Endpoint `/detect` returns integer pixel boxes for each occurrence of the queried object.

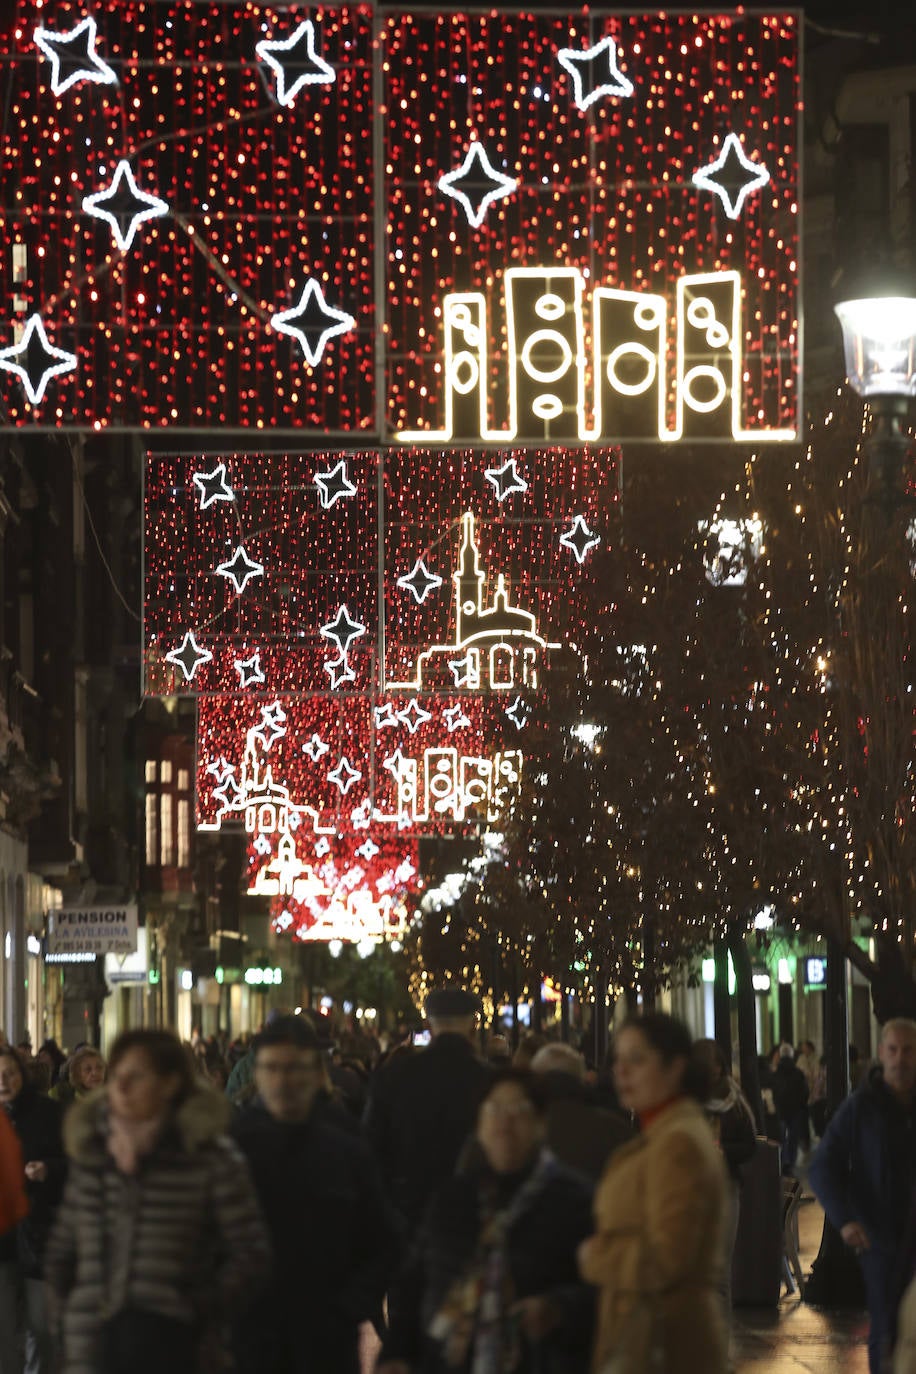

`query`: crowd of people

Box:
[0,1002,914,1374]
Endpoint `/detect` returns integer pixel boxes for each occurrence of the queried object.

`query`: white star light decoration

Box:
[560,516,601,565]
[82,160,169,252]
[255,20,335,108]
[253,702,287,751]
[234,652,265,688]
[165,631,212,683]
[557,35,635,111]
[398,699,432,734]
[324,654,356,690]
[320,605,366,657]
[315,460,357,510]
[217,545,265,595]
[485,458,529,503]
[271,279,356,367]
[438,141,518,229]
[443,703,471,732]
[303,734,330,762]
[328,756,362,795]
[397,559,443,605]
[692,133,770,220]
[0,315,77,405]
[193,463,235,510]
[34,16,118,96]
[506,695,530,730]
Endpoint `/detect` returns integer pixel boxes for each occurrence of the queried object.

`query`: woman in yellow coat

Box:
[578,1013,729,1374]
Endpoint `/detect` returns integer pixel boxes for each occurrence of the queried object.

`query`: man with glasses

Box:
[232,1016,399,1374]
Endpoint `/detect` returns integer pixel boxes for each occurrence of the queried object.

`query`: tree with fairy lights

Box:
[746,394,916,1025]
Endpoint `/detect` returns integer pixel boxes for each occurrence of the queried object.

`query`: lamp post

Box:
[834,288,916,511]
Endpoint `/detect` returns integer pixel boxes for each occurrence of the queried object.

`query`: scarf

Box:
[429,1149,557,1374]
[107,1111,165,1175]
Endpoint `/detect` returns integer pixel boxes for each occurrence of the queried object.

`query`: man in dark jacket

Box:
[232,1017,399,1374]
[771,1043,809,1174]
[809,1018,916,1374]
[529,1043,633,1181]
[363,988,492,1235]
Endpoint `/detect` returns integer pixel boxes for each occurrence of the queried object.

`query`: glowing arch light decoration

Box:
[0,7,798,436]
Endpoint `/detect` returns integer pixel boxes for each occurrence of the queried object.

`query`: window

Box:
[145,760,157,782]
[145,794,158,866]
[160,760,173,784]
[160,793,174,866]
[178,799,190,868]
[178,769,189,792]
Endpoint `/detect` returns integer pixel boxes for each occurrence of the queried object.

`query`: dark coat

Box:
[772,1058,809,1123]
[810,1068,916,1257]
[44,1087,270,1374]
[381,1155,595,1374]
[363,1033,492,1232]
[232,1102,400,1374]
[538,1072,634,1182]
[4,1087,65,1276]
[706,1083,757,1183]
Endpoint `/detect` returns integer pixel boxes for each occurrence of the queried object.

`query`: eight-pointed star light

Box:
[438,141,518,229]
[82,160,169,252]
[557,35,634,111]
[0,315,77,406]
[34,16,118,96]
[255,19,335,108]
[271,279,355,368]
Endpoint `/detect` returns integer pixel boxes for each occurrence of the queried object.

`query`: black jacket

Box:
[363,1034,492,1232]
[772,1058,809,1122]
[232,1103,400,1374]
[381,1156,595,1374]
[538,1072,634,1182]
[4,1087,65,1276]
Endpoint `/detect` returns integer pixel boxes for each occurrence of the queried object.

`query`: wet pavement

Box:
[733,1193,869,1373]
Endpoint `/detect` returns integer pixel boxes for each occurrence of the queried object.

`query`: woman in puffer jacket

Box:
[45,1028,269,1374]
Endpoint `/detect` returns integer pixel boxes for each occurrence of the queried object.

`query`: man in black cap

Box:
[363,987,491,1236]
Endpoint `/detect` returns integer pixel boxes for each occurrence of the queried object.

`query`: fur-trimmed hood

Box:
[63,1083,231,1163]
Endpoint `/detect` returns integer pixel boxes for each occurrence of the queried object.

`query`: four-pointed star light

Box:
[438,141,518,229]
[217,545,265,595]
[82,160,169,252]
[314,460,358,510]
[557,35,634,111]
[255,20,335,108]
[692,133,770,220]
[397,559,443,605]
[560,515,601,565]
[271,279,356,368]
[0,315,77,405]
[34,16,118,95]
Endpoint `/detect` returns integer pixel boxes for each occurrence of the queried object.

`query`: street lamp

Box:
[834,285,916,509]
